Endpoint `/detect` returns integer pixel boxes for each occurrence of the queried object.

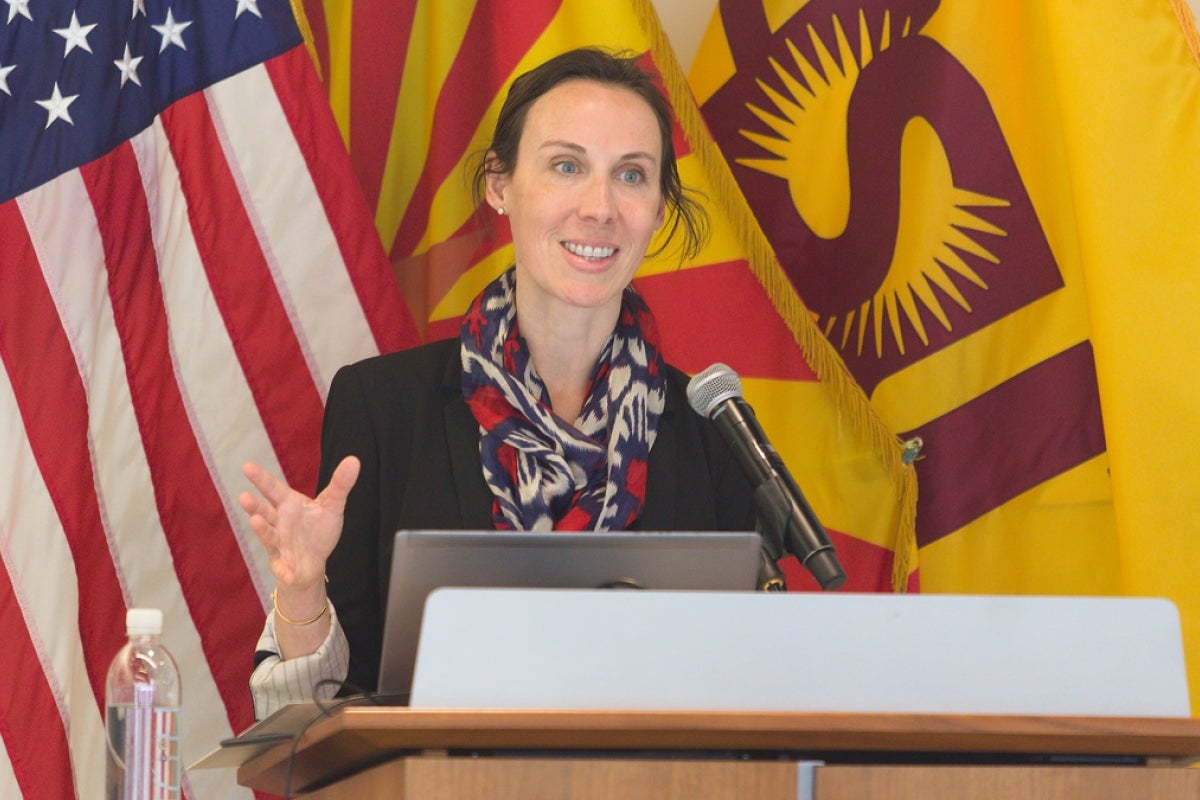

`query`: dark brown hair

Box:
[471,47,708,263]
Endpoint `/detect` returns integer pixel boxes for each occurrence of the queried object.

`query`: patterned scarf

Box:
[461,267,666,531]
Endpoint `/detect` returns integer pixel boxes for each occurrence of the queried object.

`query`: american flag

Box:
[0,1,416,796]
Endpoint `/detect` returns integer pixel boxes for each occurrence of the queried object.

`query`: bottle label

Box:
[106,703,181,800]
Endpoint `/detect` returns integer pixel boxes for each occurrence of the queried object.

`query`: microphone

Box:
[687,363,847,591]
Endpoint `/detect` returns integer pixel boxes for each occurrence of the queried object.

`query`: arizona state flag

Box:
[296,0,919,591]
[692,0,1200,710]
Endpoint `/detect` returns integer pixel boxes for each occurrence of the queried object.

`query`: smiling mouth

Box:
[562,241,616,260]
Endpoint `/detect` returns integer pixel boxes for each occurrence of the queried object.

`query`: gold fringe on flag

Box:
[1171,0,1200,67]
[288,0,324,82]
[629,0,919,591]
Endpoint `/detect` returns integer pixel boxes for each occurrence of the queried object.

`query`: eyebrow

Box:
[539,139,658,164]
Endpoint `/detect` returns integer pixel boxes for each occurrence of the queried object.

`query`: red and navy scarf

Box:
[460,267,666,531]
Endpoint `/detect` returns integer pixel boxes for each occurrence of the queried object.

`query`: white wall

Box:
[651,0,718,68]
[651,0,1200,69]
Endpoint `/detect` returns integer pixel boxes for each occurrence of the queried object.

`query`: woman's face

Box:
[486,79,666,318]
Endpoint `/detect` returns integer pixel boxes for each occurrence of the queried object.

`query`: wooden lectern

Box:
[234,590,1199,798]
[236,707,1200,799]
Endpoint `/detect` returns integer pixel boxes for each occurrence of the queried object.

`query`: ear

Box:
[484,152,508,213]
[655,196,667,230]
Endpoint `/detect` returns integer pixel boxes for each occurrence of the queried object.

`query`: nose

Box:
[577,175,615,223]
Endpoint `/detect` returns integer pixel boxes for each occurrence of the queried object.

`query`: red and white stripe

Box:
[0,45,416,799]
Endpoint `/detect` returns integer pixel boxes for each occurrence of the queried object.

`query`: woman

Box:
[239,47,756,718]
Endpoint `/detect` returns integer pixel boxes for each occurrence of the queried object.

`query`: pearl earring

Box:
[496,207,506,215]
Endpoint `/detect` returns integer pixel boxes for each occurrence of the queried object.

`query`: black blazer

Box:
[319,337,756,692]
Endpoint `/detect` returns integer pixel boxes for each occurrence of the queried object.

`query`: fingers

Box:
[244,457,359,505]
[237,485,268,519]
[331,455,361,489]
[318,455,361,512]
[237,489,269,526]
[237,489,277,552]
[241,454,356,542]
[238,462,282,530]
[239,461,289,547]
[241,460,292,508]
[236,488,256,516]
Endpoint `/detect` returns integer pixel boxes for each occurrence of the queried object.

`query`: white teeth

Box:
[563,242,615,259]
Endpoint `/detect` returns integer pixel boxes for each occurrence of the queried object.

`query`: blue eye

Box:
[554,161,579,175]
[618,169,643,184]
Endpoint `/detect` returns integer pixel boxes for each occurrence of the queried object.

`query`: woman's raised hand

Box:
[238,456,361,590]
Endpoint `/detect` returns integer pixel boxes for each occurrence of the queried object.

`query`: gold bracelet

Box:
[271,588,328,626]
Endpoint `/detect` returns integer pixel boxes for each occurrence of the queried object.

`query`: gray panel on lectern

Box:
[410,589,1191,717]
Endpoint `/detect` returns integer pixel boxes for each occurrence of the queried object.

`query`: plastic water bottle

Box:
[105,608,182,799]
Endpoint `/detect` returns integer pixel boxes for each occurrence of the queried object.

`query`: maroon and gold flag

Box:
[297,0,919,591]
[692,0,1200,708]
[693,0,1109,576]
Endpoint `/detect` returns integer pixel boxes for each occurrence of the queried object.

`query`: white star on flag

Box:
[35,82,80,129]
[152,9,193,53]
[235,0,262,19]
[4,0,32,24]
[131,0,147,19]
[0,64,15,97]
[53,11,99,57]
[114,45,143,88]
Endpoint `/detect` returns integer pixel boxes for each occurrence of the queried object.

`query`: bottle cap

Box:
[126,608,163,636]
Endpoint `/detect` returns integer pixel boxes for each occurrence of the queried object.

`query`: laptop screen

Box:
[376,529,762,699]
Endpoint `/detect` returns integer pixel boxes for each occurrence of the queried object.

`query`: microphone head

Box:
[687,363,743,417]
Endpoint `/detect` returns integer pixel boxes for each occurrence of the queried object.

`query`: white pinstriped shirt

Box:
[249,603,350,719]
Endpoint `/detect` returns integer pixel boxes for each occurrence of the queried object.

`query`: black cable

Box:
[279,680,384,798]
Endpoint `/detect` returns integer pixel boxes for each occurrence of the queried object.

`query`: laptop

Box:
[376,529,762,699]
